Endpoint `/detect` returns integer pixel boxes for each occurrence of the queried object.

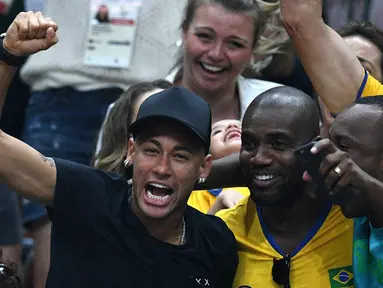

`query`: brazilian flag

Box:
[328,266,355,287]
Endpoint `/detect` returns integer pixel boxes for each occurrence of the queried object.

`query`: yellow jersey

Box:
[188,187,250,214]
[358,71,383,98]
[216,196,354,288]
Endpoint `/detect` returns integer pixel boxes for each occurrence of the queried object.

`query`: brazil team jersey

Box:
[216,196,354,287]
[188,187,250,214]
[358,72,383,99]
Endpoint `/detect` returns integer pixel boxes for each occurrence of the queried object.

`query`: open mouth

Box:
[199,62,227,74]
[144,182,174,206]
[225,130,241,141]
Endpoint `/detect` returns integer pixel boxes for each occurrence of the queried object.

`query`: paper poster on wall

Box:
[83,0,142,69]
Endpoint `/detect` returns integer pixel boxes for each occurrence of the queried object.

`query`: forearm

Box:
[0,61,17,118]
[283,12,364,113]
[196,152,244,190]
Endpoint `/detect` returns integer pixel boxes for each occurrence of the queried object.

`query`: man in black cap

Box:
[0,12,238,287]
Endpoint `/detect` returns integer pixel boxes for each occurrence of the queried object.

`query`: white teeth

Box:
[147,190,170,201]
[150,183,170,189]
[255,175,276,181]
[201,62,225,72]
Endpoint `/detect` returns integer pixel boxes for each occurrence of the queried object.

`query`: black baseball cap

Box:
[128,86,212,154]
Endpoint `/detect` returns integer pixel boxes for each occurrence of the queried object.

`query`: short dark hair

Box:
[354,96,383,151]
[356,95,383,109]
[245,86,320,141]
[337,21,383,75]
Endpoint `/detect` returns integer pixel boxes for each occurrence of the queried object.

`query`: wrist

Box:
[3,41,18,57]
[0,33,27,67]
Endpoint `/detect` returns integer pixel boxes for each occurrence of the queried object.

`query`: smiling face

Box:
[240,105,313,206]
[329,104,383,217]
[210,119,242,159]
[181,3,254,94]
[128,120,212,219]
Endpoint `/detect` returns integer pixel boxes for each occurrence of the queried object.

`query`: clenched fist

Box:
[3,11,58,57]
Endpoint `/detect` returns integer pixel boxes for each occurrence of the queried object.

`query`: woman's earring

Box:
[124,157,131,168]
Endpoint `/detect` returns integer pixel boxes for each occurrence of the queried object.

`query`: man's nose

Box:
[152,155,172,178]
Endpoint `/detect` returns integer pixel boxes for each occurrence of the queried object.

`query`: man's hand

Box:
[3,11,58,57]
[306,139,383,227]
[306,139,371,199]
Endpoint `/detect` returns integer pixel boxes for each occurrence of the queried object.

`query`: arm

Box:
[195,152,245,190]
[207,199,225,215]
[207,189,245,215]
[0,12,58,206]
[280,0,365,113]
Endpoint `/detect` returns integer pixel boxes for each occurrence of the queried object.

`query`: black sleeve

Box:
[216,220,238,288]
[48,158,125,227]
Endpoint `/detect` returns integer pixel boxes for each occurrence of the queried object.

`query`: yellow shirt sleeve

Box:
[358,72,383,99]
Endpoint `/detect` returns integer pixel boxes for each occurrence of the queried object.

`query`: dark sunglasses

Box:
[272,255,291,288]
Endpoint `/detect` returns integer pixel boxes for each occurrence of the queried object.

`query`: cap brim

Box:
[129,115,208,152]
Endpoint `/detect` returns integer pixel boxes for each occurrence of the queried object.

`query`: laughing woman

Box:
[167,0,282,123]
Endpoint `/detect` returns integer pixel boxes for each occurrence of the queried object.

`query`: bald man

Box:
[214,87,354,288]
[309,96,383,287]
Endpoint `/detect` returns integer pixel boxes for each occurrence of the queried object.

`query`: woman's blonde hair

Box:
[251,1,290,75]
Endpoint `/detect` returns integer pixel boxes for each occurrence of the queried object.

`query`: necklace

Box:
[128,195,186,245]
[180,216,186,245]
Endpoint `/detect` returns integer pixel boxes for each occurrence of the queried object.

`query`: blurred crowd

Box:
[0,0,382,287]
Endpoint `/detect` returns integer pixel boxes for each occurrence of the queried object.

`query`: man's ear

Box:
[199,154,213,180]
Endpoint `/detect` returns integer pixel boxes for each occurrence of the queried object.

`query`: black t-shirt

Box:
[46,159,238,288]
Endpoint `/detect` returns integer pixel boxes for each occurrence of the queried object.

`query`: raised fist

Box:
[3,11,58,57]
